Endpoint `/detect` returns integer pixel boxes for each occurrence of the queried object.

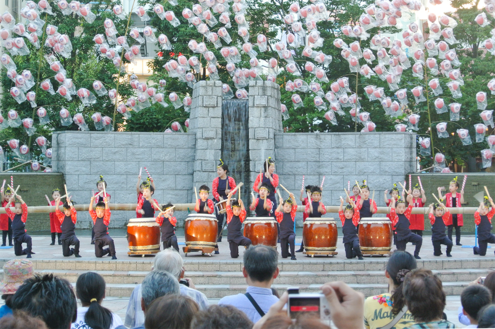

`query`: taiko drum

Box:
[184,214,218,249]
[358,217,392,254]
[127,218,161,255]
[243,217,278,247]
[215,199,232,215]
[303,218,338,252]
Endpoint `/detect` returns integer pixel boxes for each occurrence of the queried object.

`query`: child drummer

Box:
[250,183,273,217]
[384,184,400,245]
[156,203,178,252]
[339,197,363,260]
[225,191,251,258]
[136,179,161,218]
[389,197,422,259]
[1,184,13,247]
[136,171,155,218]
[4,193,33,258]
[253,157,279,216]
[194,185,215,214]
[438,177,464,246]
[212,159,237,242]
[428,202,452,257]
[356,180,377,219]
[89,196,116,259]
[304,186,326,217]
[275,192,297,260]
[297,184,313,252]
[55,196,81,257]
[473,196,495,256]
[47,188,62,246]
[91,176,111,245]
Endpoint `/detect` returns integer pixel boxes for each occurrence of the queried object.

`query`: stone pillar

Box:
[190,81,223,198]
[248,81,283,184]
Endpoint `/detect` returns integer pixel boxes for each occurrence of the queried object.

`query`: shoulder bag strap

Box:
[378,305,408,329]
[244,292,265,317]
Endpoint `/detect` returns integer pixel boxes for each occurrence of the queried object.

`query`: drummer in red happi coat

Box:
[135,172,155,218]
[212,159,236,242]
[438,176,464,246]
[46,188,62,246]
[253,157,279,216]
[384,184,400,246]
[136,179,161,218]
[407,183,427,239]
[195,185,215,214]
[0,185,13,246]
[297,185,313,252]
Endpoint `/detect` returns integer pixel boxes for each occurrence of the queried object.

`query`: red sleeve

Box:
[275,210,283,223]
[136,198,144,212]
[304,202,311,214]
[4,205,14,220]
[488,209,495,222]
[320,202,327,215]
[229,177,237,195]
[338,210,345,225]
[272,174,279,188]
[352,209,360,226]
[291,204,297,220]
[89,210,97,224]
[212,178,220,201]
[386,199,391,206]
[404,204,413,219]
[21,204,28,223]
[443,211,452,226]
[475,211,481,226]
[266,198,273,213]
[239,209,247,223]
[371,200,377,213]
[249,198,259,211]
[55,207,65,224]
[390,208,399,226]
[71,207,77,224]
[169,216,177,226]
[302,198,308,206]
[253,174,262,193]
[428,213,435,225]
[194,200,200,213]
[103,208,111,226]
[226,205,233,224]
[207,199,214,214]
[356,200,363,210]
[156,215,164,226]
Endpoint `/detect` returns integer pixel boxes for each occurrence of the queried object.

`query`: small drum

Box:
[184,214,218,256]
[243,217,278,247]
[358,217,392,255]
[216,199,233,215]
[303,218,338,257]
[127,218,160,256]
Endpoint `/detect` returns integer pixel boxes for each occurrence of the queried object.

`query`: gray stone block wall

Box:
[52,131,196,228]
[275,132,417,226]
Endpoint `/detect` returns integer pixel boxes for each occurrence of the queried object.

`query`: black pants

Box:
[228,237,251,258]
[280,233,296,258]
[91,227,95,244]
[214,199,225,241]
[95,235,116,257]
[62,236,80,256]
[2,220,12,246]
[474,234,495,256]
[396,233,422,257]
[393,230,397,246]
[344,237,363,259]
[411,230,423,237]
[163,235,179,252]
[14,234,32,256]
[433,237,453,256]
[448,216,461,244]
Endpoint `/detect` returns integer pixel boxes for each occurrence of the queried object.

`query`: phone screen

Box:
[289,297,320,319]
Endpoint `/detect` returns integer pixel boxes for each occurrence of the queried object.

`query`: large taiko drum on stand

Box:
[127,218,161,256]
[303,218,338,257]
[183,214,218,256]
[243,217,278,247]
[358,217,392,256]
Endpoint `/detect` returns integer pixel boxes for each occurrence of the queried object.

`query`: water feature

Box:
[222,99,250,207]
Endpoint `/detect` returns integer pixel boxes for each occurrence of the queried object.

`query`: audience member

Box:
[477,304,495,328]
[458,271,495,326]
[461,285,492,328]
[144,294,198,329]
[402,269,456,328]
[364,251,416,329]
[219,245,280,323]
[11,274,77,329]
[260,313,331,329]
[72,272,124,329]
[190,305,253,329]
[0,310,48,329]
[0,260,34,320]
[125,249,207,328]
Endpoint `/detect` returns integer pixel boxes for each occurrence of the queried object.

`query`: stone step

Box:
[27,268,491,286]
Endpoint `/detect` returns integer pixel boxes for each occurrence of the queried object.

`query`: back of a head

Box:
[243,245,278,283]
[144,294,199,329]
[76,272,113,329]
[386,251,417,315]
[190,305,253,329]
[483,271,495,302]
[403,268,445,323]
[0,311,48,329]
[142,271,180,309]
[477,304,495,328]
[12,274,77,329]
[261,313,331,329]
[461,285,492,320]
[153,248,183,279]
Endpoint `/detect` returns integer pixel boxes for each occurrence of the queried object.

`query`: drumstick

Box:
[409,175,412,191]
[277,190,283,202]
[418,176,424,191]
[485,186,491,199]
[302,175,305,190]
[432,193,442,205]
[45,195,51,206]
[279,184,291,195]
[194,186,199,201]
[307,192,313,213]
[372,190,375,203]
[103,182,107,199]
[139,167,142,176]
[320,176,325,189]
[398,182,410,195]
[1,180,5,193]
[64,184,69,199]
[251,191,256,203]
[344,188,351,201]
[151,199,161,212]
[230,182,244,195]
[355,181,363,193]
[461,175,467,192]
[347,181,350,192]
[158,205,175,216]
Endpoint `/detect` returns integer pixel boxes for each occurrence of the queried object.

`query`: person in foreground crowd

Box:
[458,271,495,326]
[190,305,253,329]
[11,274,77,329]
[125,248,208,328]
[364,251,416,329]
[402,268,456,328]
[477,304,495,328]
[0,259,34,320]
[144,294,198,329]
[460,284,492,328]
[218,245,279,323]
[0,311,48,329]
[72,272,124,329]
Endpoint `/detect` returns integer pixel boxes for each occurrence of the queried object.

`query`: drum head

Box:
[186,214,217,221]
[244,217,277,223]
[128,218,159,226]
[360,217,390,223]
[304,217,335,224]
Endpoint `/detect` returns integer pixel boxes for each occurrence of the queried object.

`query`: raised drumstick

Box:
[279,184,291,195]
[45,195,51,206]
[355,181,363,193]
[484,186,491,199]
[194,186,199,201]
[432,193,442,205]
[398,182,411,195]
[461,175,467,192]
[277,190,283,202]
[230,182,244,195]
[1,180,5,193]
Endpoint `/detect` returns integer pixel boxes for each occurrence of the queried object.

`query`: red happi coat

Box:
[445,192,463,227]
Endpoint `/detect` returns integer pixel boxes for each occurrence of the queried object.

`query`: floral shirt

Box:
[364,293,415,329]
[404,320,456,329]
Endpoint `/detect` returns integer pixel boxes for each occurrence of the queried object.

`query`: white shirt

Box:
[71,306,123,329]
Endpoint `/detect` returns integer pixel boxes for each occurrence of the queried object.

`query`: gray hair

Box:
[141,271,180,308]
[243,245,278,283]
[153,248,183,279]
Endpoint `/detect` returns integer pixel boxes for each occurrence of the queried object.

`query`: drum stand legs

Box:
[303,250,338,257]
[183,246,218,257]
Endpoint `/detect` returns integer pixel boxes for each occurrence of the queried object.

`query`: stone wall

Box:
[52,131,196,228]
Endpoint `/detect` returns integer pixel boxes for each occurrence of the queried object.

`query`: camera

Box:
[179,279,189,287]
[286,288,331,322]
